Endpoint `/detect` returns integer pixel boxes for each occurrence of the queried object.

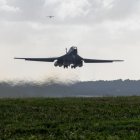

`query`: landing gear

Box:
[71,65,76,69]
[64,65,68,68]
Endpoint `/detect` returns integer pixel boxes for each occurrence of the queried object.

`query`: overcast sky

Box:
[0,0,140,82]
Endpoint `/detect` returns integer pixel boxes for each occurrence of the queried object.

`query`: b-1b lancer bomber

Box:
[15,46,123,69]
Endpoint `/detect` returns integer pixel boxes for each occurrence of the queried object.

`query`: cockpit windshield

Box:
[71,46,77,50]
[67,46,78,54]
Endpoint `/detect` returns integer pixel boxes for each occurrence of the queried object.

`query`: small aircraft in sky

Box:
[15,46,123,68]
[46,16,54,18]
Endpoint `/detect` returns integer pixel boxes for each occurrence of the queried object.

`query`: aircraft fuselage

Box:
[54,46,83,68]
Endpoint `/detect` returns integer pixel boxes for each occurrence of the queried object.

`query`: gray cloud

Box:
[0,0,139,24]
[0,0,140,81]
[104,0,140,21]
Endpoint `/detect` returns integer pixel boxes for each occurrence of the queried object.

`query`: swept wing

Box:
[14,57,58,62]
[83,58,123,63]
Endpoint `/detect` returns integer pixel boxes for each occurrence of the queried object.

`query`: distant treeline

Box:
[0,79,140,97]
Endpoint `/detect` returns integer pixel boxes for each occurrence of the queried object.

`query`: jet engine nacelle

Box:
[54,61,58,66]
[77,61,83,67]
[71,61,83,68]
[54,61,63,67]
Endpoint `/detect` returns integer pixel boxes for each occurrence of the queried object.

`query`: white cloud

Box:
[0,0,19,12]
[106,0,140,20]
[102,0,114,8]
[0,0,140,24]
[48,0,90,18]
[1,5,19,12]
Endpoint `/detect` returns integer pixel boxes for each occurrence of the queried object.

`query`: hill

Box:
[0,79,140,97]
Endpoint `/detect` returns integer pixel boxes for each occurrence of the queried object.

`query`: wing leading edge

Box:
[14,57,58,62]
[83,58,123,63]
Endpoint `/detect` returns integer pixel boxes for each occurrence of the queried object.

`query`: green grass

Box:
[0,97,140,140]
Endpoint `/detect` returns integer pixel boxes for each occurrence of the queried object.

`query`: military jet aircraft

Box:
[15,46,123,68]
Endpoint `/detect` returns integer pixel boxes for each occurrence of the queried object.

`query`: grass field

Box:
[0,97,140,140]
